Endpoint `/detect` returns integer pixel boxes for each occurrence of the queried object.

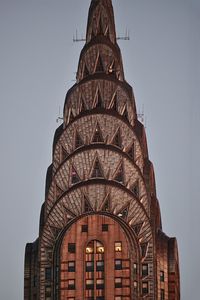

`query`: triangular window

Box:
[131,182,139,198]
[83,64,90,77]
[118,205,129,220]
[75,131,84,149]
[108,61,116,76]
[127,143,135,160]
[69,110,74,123]
[122,106,129,120]
[95,55,104,73]
[49,225,60,237]
[56,185,64,199]
[95,90,103,108]
[91,158,104,178]
[132,222,143,236]
[113,162,124,184]
[105,26,110,38]
[61,146,69,162]
[112,128,122,148]
[101,195,111,211]
[92,123,104,143]
[71,166,81,185]
[84,196,93,212]
[80,97,87,113]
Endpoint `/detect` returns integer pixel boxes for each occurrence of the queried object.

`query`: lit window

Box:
[86,246,94,253]
[142,282,148,294]
[115,242,122,252]
[68,243,76,253]
[133,263,137,275]
[160,271,164,282]
[102,224,108,231]
[96,241,104,253]
[68,298,75,300]
[86,261,94,272]
[68,279,75,290]
[86,279,94,289]
[161,289,165,300]
[68,261,75,272]
[82,224,88,232]
[142,264,148,277]
[115,259,122,270]
[115,297,122,300]
[134,281,138,290]
[96,278,104,289]
[96,260,104,271]
[86,241,94,253]
[115,277,122,288]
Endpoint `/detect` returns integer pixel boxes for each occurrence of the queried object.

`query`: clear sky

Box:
[0,0,199,299]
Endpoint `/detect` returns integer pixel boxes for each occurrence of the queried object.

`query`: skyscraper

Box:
[24,1,180,299]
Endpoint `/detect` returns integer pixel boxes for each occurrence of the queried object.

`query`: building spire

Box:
[86,0,116,44]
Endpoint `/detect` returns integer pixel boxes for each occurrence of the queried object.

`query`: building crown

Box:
[86,0,116,44]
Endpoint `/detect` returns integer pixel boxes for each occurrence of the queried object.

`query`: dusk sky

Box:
[0,0,200,299]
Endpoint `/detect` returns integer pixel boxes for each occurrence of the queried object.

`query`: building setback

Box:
[24,0,180,299]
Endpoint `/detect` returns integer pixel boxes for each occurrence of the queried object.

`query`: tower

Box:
[24,1,180,299]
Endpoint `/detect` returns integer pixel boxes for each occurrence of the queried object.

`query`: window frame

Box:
[68,243,76,253]
[68,261,75,272]
[115,259,122,270]
[115,241,122,252]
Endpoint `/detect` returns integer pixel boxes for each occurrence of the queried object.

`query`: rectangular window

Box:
[68,279,75,290]
[96,297,105,300]
[142,264,148,277]
[102,224,108,231]
[115,259,122,270]
[82,224,88,232]
[86,261,94,272]
[160,271,164,282]
[115,277,122,288]
[142,282,148,294]
[68,243,76,253]
[68,298,75,300]
[86,279,94,290]
[161,289,165,300]
[115,242,122,252]
[68,261,75,272]
[133,263,137,275]
[96,278,104,289]
[45,286,51,298]
[115,297,122,300]
[133,281,138,290]
[45,268,51,281]
[96,260,104,271]
[33,275,37,287]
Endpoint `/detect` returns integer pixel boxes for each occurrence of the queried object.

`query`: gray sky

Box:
[0,0,199,299]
